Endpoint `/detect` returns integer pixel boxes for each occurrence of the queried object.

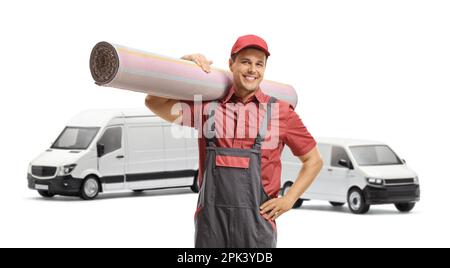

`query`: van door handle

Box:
[328,168,333,172]
[116,155,124,159]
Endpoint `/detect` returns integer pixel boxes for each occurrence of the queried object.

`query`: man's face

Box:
[229,48,267,93]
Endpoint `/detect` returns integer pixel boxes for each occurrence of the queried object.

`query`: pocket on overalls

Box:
[214,155,252,207]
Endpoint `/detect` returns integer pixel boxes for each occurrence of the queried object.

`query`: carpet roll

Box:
[90,41,298,108]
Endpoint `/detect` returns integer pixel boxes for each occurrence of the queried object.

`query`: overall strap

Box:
[205,101,218,147]
[253,97,278,150]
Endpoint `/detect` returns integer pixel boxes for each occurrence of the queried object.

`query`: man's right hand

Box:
[181,54,213,73]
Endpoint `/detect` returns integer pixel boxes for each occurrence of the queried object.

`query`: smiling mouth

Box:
[243,74,258,82]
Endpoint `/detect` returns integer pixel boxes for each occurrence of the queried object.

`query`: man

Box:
[145,35,323,248]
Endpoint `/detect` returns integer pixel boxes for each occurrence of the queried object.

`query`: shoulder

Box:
[272,98,295,121]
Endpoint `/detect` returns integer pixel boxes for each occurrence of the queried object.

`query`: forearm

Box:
[145,95,170,108]
[144,95,179,122]
[284,158,323,203]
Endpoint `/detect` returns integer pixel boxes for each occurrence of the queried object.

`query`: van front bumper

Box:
[363,184,420,205]
[27,173,82,196]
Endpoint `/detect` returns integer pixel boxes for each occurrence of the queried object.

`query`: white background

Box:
[1,0,449,248]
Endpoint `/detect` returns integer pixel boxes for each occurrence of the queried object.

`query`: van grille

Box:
[384,178,415,185]
[32,166,57,177]
[367,184,420,200]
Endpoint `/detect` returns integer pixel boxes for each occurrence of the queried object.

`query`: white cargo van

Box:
[281,138,420,214]
[27,109,199,200]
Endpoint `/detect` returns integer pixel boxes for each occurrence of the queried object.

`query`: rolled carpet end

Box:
[89,42,119,85]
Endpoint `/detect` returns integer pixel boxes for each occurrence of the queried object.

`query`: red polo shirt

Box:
[178,86,316,198]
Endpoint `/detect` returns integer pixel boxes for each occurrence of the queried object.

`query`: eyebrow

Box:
[240,57,265,64]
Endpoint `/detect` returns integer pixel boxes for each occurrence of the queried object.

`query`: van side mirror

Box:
[97,143,105,158]
[338,159,353,169]
[402,159,406,164]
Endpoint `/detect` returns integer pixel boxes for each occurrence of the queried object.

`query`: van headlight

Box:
[367,178,384,186]
[414,176,419,184]
[58,164,77,175]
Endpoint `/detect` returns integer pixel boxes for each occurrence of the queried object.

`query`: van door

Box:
[97,126,125,191]
[325,146,353,202]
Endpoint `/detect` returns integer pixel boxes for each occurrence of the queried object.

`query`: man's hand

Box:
[181,54,213,73]
[260,196,296,221]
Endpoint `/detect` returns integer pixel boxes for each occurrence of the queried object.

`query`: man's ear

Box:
[229,58,233,71]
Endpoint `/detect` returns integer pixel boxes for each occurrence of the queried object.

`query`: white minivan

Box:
[281,138,420,214]
[27,109,200,200]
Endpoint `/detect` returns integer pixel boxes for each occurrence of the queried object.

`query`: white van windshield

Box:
[51,127,100,150]
[350,145,403,166]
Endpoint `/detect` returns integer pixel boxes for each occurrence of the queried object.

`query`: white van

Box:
[27,109,199,200]
[281,138,420,214]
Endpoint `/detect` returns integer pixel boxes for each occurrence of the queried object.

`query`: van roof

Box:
[317,137,385,147]
[67,108,156,127]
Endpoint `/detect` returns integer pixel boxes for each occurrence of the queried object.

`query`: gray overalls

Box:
[194,97,278,248]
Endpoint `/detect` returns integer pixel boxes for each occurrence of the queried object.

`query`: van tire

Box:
[38,190,55,198]
[191,171,199,193]
[80,176,100,200]
[282,182,303,208]
[347,188,370,214]
[330,202,345,207]
[395,202,415,212]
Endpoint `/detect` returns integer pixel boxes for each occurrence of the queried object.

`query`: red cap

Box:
[231,35,270,57]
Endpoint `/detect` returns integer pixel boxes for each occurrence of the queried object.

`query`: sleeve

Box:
[176,100,208,130]
[283,106,317,157]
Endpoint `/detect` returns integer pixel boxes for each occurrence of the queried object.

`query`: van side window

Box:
[98,127,122,155]
[331,146,351,168]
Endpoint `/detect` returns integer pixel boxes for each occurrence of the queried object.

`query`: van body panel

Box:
[79,168,101,182]
[358,165,417,180]
[31,149,86,170]
[71,150,98,180]
[185,128,199,170]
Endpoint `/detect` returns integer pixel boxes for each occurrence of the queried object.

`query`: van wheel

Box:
[347,188,370,214]
[38,190,55,198]
[80,177,100,200]
[190,171,199,193]
[330,202,345,207]
[395,202,415,212]
[282,182,303,208]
